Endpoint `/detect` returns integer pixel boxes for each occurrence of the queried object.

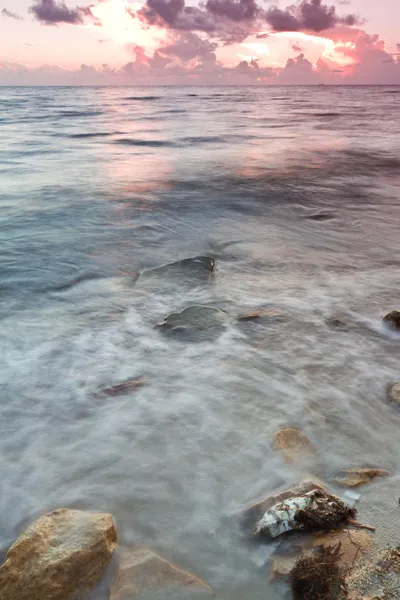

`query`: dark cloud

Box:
[29,0,90,25]
[205,0,259,22]
[139,0,216,32]
[160,32,217,61]
[2,8,23,19]
[265,0,360,33]
[291,42,304,52]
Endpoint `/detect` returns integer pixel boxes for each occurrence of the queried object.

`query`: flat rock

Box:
[110,545,212,599]
[333,468,391,488]
[100,378,146,397]
[159,305,228,331]
[138,256,215,287]
[0,509,118,600]
[237,308,289,323]
[312,529,371,567]
[383,310,400,331]
[272,428,316,464]
[387,382,400,406]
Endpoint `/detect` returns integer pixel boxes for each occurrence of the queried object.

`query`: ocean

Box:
[1,85,400,599]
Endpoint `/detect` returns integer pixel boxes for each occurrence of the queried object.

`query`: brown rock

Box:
[101,378,146,397]
[312,529,371,567]
[333,468,390,488]
[0,509,118,600]
[387,382,400,406]
[272,428,316,464]
[383,310,400,331]
[110,545,212,599]
[238,308,289,323]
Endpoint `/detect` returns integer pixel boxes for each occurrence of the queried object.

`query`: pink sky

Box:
[1,0,399,84]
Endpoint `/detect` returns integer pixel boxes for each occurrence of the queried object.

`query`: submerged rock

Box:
[138,256,215,287]
[100,378,146,397]
[0,509,118,600]
[110,545,212,599]
[272,428,316,464]
[253,486,356,539]
[333,468,390,488]
[237,308,289,323]
[387,382,400,406]
[159,305,228,332]
[383,310,400,331]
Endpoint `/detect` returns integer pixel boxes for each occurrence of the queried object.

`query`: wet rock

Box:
[138,256,215,287]
[270,554,299,580]
[237,308,289,323]
[387,382,400,406]
[383,310,400,331]
[159,305,228,332]
[325,315,354,332]
[312,530,371,568]
[254,486,356,539]
[100,378,146,397]
[272,428,316,464]
[110,545,212,599]
[333,468,391,488]
[0,509,118,600]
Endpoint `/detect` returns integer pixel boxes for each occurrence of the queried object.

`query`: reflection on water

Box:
[0,86,400,599]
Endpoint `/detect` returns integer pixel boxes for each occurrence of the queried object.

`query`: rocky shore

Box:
[1,257,399,600]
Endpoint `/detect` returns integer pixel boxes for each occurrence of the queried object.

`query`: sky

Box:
[0,0,399,84]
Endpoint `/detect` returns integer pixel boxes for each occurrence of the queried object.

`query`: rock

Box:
[237,308,289,323]
[325,315,354,331]
[0,509,118,600]
[272,428,316,464]
[159,305,228,332]
[138,256,215,287]
[100,378,146,397]
[270,554,299,580]
[387,382,400,406]
[333,468,391,488]
[110,545,212,599]
[383,310,400,331]
[254,487,356,539]
[312,530,371,567]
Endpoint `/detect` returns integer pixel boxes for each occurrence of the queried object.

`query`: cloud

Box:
[291,42,304,52]
[160,32,218,61]
[138,0,216,32]
[205,0,260,22]
[265,0,360,33]
[2,8,23,19]
[29,0,90,25]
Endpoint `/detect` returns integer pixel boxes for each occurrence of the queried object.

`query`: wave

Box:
[125,96,161,101]
[115,138,175,147]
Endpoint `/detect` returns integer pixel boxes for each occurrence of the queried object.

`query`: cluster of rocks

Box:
[1,258,399,599]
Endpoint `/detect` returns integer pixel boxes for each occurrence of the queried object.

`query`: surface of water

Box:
[1,86,400,599]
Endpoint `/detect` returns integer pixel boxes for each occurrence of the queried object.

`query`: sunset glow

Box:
[0,0,399,84]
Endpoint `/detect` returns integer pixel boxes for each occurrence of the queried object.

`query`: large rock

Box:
[110,545,212,599]
[272,428,316,464]
[0,509,118,600]
[383,310,400,331]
